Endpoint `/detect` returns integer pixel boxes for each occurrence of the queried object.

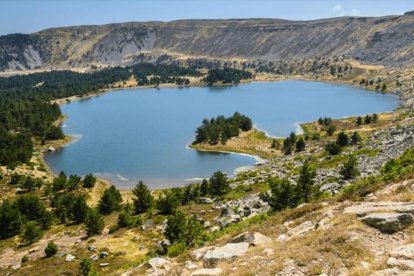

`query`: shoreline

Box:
[42,73,403,190]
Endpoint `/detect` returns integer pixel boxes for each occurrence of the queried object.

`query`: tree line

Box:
[204,68,252,85]
[0,63,203,167]
[194,112,253,145]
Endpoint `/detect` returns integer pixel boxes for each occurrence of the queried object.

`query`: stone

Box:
[11,263,21,270]
[192,246,212,261]
[220,206,235,217]
[99,251,109,258]
[344,202,414,217]
[191,268,223,276]
[185,260,198,270]
[47,147,56,152]
[65,254,76,262]
[387,257,414,270]
[148,257,170,270]
[361,213,413,234]
[277,234,287,241]
[203,221,211,228]
[99,262,110,267]
[203,242,249,267]
[287,221,315,236]
[200,197,215,204]
[87,245,97,251]
[210,226,220,232]
[230,232,272,246]
[390,243,414,259]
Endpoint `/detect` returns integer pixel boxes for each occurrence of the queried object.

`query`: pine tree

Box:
[132,181,153,214]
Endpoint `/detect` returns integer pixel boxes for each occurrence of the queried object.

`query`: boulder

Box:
[185,260,198,270]
[203,242,249,267]
[147,257,170,270]
[99,251,109,258]
[344,202,414,217]
[361,213,413,234]
[230,232,272,246]
[191,268,223,276]
[99,263,110,267]
[90,254,99,261]
[65,254,76,262]
[390,243,414,259]
[200,197,215,204]
[387,257,414,270]
[287,221,315,236]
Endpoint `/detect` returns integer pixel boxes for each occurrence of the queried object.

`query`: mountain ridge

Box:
[1,12,413,71]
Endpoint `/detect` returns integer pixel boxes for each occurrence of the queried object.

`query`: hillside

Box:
[1,12,414,71]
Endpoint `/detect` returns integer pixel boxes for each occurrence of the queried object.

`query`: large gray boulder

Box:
[203,242,249,267]
[344,202,414,217]
[361,213,413,234]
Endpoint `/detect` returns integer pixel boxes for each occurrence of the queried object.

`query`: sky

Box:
[0,0,413,35]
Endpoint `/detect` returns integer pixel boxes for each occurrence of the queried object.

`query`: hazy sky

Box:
[0,0,413,35]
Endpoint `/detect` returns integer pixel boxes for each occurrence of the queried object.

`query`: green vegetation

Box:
[132,181,154,214]
[204,68,252,85]
[83,174,97,188]
[98,185,122,215]
[340,156,360,180]
[339,146,414,200]
[267,160,319,211]
[85,209,105,236]
[44,241,58,257]
[194,112,252,145]
[165,210,204,247]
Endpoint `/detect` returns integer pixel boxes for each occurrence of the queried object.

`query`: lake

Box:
[44,80,398,188]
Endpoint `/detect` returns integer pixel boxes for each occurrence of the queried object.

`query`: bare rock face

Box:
[386,243,414,272]
[1,13,414,71]
[202,242,250,267]
[344,202,414,217]
[344,202,414,233]
[361,213,413,234]
[230,232,272,246]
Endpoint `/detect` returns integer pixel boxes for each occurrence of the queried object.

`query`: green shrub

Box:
[45,241,58,257]
[167,242,187,257]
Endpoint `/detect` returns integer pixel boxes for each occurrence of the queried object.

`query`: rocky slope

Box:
[1,11,414,71]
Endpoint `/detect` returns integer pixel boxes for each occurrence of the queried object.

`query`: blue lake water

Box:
[44,80,398,188]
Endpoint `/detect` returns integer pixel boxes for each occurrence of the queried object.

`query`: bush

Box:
[44,241,58,257]
[165,211,204,247]
[79,258,96,276]
[83,174,96,188]
[85,209,104,236]
[326,125,336,136]
[325,142,342,155]
[132,181,153,214]
[98,186,122,215]
[209,171,229,196]
[268,178,298,211]
[21,255,29,263]
[336,132,349,147]
[156,190,181,215]
[167,242,187,257]
[21,221,42,245]
[295,137,306,152]
[340,156,360,180]
[0,199,22,239]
